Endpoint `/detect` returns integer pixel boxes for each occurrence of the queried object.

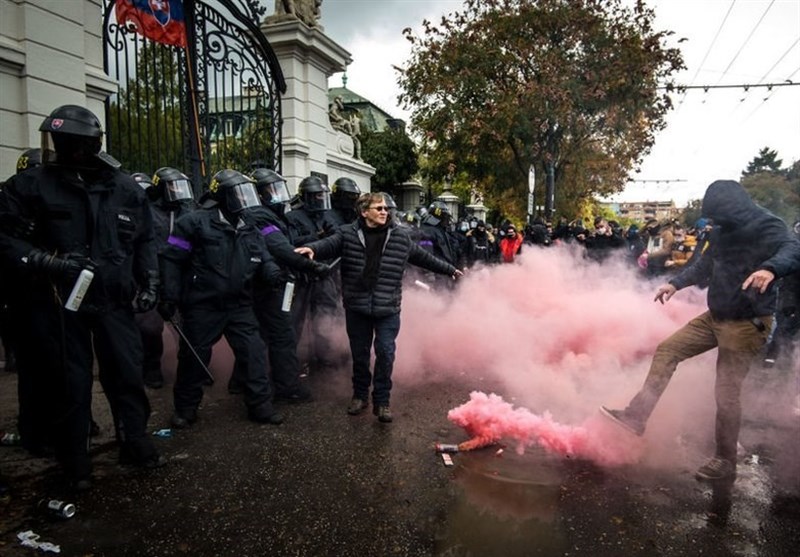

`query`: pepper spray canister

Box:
[281,280,295,312]
[38,499,76,519]
[64,269,94,311]
[435,443,460,453]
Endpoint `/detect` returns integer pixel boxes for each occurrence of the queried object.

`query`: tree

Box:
[108,42,186,174]
[361,127,419,191]
[397,0,684,220]
[743,147,784,176]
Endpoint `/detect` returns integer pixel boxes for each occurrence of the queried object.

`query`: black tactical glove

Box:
[308,260,331,278]
[134,270,160,312]
[26,250,94,279]
[157,301,177,321]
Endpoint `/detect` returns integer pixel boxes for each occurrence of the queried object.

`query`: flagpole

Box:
[182,0,206,189]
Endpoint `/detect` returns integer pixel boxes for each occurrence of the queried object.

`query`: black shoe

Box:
[695,457,736,483]
[600,406,645,436]
[119,449,167,469]
[227,381,244,395]
[275,387,313,404]
[171,409,197,429]
[66,476,93,493]
[248,409,284,425]
[346,398,368,416]
[373,405,393,423]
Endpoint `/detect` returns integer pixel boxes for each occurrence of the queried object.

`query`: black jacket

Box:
[670,180,800,320]
[305,220,457,317]
[242,206,325,274]
[0,164,156,311]
[160,207,281,310]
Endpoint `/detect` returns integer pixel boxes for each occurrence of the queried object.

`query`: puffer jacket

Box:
[306,219,457,317]
[670,180,800,320]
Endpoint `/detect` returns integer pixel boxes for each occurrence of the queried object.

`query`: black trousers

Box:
[134,308,164,379]
[252,285,303,396]
[23,303,153,480]
[290,275,342,367]
[174,305,274,415]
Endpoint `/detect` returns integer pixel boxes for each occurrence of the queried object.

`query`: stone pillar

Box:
[261,18,374,193]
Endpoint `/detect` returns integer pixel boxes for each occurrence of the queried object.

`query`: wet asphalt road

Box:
[1,355,799,557]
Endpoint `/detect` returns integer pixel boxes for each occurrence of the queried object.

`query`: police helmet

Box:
[39,105,103,165]
[131,172,155,190]
[153,167,194,203]
[16,148,42,174]
[251,168,291,205]
[209,169,260,213]
[331,177,361,210]
[298,175,331,212]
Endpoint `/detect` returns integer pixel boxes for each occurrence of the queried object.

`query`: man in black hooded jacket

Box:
[602,180,800,483]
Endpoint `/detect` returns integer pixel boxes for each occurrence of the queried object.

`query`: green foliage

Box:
[361,128,419,190]
[679,198,703,228]
[743,147,784,176]
[398,0,684,218]
[108,43,185,174]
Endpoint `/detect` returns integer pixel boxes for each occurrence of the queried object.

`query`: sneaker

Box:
[346,398,368,416]
[373,405,393,423]
[695,457,736,482]
[600,406,645,436]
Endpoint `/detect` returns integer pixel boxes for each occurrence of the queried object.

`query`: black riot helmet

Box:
[130,171,157,201]
[153,167,194,203]
[251,168,291,206]
[331,177,361,210]
[298,175,331,212]
[209,169,261,213]
[16,148,42,174]
[425,200,452,227]
[39,105,103,166]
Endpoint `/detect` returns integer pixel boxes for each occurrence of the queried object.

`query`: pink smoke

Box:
[448,391,644,466]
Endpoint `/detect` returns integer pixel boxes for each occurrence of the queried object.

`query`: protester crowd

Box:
[0,105,798,495]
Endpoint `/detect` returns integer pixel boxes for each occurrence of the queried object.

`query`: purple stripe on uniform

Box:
[260,225,279,236]
[167,235,192,251]
[419,240,433,247]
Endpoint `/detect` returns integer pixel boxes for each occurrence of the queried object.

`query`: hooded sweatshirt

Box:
[669,180,800,320]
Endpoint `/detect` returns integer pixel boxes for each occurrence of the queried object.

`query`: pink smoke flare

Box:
[448,391,644,466]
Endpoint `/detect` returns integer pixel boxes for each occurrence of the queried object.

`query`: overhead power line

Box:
[714,0,776,85]
[658,81,798,91]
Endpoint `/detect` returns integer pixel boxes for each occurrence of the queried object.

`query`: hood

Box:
[701,180,758,229]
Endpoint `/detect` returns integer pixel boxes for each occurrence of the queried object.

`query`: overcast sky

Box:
[313,0,800,207]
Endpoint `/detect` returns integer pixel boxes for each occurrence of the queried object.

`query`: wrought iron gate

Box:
[102,0,285,194]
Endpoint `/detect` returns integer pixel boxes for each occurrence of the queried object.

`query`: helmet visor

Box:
[227,182,261,213]
[263,180,291,204]
[165,178,194,202]
[304,190,331,212]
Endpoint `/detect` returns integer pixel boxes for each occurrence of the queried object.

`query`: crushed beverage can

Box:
[1,432,21,446]
[38,499,76,519]
[435,443,460,453]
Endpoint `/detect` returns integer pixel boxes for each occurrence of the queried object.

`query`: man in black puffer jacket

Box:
[602,180,800,483]
[296,192,462,423]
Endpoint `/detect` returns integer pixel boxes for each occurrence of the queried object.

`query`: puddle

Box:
[434,446,568,557]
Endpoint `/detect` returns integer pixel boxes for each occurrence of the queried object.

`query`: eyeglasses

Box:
[370,206,389,212]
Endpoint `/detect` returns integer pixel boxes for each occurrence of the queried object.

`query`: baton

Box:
[167,317,215,384]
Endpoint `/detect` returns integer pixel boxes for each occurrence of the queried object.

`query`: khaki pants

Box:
[626,311,772,463]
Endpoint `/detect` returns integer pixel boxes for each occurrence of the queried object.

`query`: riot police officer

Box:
[286,176,344,373]
[159,169,284,427]
[0,105,163,490]
[134,167,197,388]
[325,177,361,227]
[231,167,331,401]
[420,201,462,288]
